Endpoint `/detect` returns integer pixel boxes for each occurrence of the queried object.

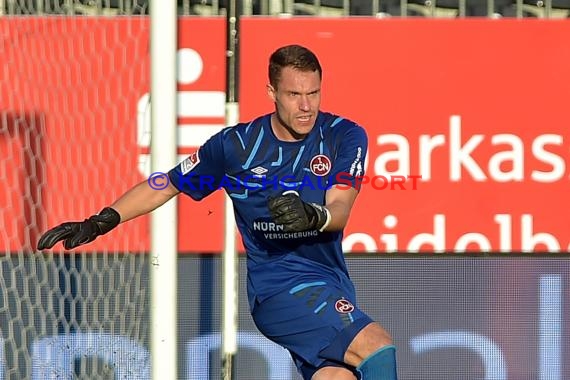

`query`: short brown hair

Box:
[268,45,322,88]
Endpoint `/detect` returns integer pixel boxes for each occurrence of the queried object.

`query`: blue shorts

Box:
[251,280,373,380]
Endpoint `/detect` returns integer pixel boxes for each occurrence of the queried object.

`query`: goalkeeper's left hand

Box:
[267,191,331,232]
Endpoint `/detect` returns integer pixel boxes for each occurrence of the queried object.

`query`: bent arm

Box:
[110,180,180,223]
[323,185,359,232]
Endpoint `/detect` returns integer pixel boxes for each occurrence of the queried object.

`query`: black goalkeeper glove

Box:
[267,191,331,232]
[37,207,121,250]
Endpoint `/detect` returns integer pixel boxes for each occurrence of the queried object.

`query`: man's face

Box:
[267,66,321,141]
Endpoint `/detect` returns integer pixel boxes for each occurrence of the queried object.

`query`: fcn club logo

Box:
[310,155,331,176]
[335,299,355,314]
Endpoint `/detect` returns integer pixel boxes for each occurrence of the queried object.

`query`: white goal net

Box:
[1,16,152,379]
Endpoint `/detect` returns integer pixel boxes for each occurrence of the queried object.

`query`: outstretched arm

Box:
[37,180,180,250]
[110,180,180,223]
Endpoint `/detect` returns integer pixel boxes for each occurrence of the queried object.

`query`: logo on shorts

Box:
[334,299,355,314]
[180,150,200,175]
[310,155,331,176]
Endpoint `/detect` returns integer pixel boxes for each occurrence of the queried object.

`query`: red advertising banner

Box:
[2,18,569,253]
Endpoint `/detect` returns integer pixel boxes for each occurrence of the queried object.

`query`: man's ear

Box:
[267,83,276,102]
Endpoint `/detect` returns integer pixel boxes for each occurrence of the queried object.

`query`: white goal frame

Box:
[149,2,240,379]
[150,1,178,379]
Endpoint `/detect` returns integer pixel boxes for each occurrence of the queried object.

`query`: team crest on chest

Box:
[309,154,331,176]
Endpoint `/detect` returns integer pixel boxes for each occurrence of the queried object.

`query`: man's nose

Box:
[299,95,310,111]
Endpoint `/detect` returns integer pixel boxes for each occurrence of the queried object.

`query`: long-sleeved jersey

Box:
[168,111,368,309]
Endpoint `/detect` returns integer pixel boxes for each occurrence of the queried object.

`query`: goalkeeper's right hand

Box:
[37,207,121,250]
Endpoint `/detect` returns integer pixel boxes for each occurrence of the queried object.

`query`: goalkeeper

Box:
[38,44,398,380]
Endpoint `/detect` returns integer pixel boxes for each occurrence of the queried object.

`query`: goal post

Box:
[222,2,240,380]
[149,1,178,380]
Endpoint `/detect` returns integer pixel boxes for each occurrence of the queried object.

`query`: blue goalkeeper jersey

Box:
[168,111,368,310]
